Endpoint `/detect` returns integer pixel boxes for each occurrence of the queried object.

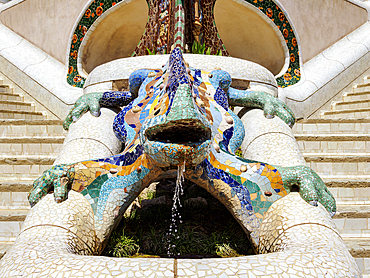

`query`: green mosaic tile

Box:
[229,173,242,184]
[245,180,260,194]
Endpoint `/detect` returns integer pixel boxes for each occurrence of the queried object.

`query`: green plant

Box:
[191,41,223,56]
[235,147,243,158]
[192,41,206,54]
[146,190,156,200]
[138,189,156,204]
[108,230,140,257]
[147,48,156,55]
[205,47,212,55]
[104,180,255,258]
[216,243,239,257]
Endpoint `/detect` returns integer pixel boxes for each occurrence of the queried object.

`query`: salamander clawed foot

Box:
[28,164,75,207]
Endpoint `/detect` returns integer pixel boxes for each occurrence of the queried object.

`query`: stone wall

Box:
[0,0,89,65]
[279,0,367,63]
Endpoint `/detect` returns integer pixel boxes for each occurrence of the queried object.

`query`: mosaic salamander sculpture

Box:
[0,48,361,277]
[28,48,335,246]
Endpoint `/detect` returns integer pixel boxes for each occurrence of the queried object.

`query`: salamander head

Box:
[140,48,212,168]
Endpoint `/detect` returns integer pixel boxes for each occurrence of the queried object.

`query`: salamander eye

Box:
[209,70,232,91]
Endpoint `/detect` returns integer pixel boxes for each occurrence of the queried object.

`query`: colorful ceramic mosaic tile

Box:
[243,0,300,87]
[67,0,124,87]
[67,0,300,88]
[34,49,333,248]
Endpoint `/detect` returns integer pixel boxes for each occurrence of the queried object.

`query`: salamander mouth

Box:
[145,119,211,144]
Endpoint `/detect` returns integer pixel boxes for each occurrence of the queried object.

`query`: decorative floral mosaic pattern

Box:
[244,0,301,87]
[66,0,300,88]
[67,0,123,88]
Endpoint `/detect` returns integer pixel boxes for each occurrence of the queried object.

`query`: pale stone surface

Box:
[279,22,370,119]
[0,24,83,119]
[239,109,305,167]
[323,37,368,69]
[0,0,88,65]
[0,39,47,71]
[81,0,148,74]
[279,0,367,63]
[54,108,122,165]
[0,193,361,277]
[214,0,286,76]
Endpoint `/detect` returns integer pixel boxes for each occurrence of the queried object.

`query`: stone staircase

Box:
[293,75,370,275]
[0,74,65,258]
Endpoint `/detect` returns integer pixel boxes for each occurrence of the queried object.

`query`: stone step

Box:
[293,119,370,134]
[0,154,57,165]
[0,85,12,93]
[334,204,370,239]
[335,204,370,219]
[363,76,370,86]
[0,119,65,136]
[344,239,370,275]
[345,238,370,258]
[353,83,370,93]
[321,107,370,119]
[305,153,370,176]
[296,134,370,153]
[0,100,35,112]
[0,190,31,210]
[0,221,23,243]
[0,156,55,176]
[0,180,33,192]
[0,136,64,155]
[354,81,370,88]
[343,91,370,102]
[0,181,33,214]
[0,136,65,143]
[332,99,370,110]
[0,173,45,181]
[0,109,46,120]
[0,205,26,242]
[0,154,56,177]
[356,261,370,276]
[324,177,370,188]
[0,242,13,259]
[0,91,22,101]
[0,209,29,221]
[304,153,370,162]
[329,187,370,205]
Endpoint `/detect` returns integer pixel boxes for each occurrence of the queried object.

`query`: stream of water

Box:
[166,161,186,256]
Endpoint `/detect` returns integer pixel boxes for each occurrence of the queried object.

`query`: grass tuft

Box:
[108,230,140,257]
[103,179,255,258]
